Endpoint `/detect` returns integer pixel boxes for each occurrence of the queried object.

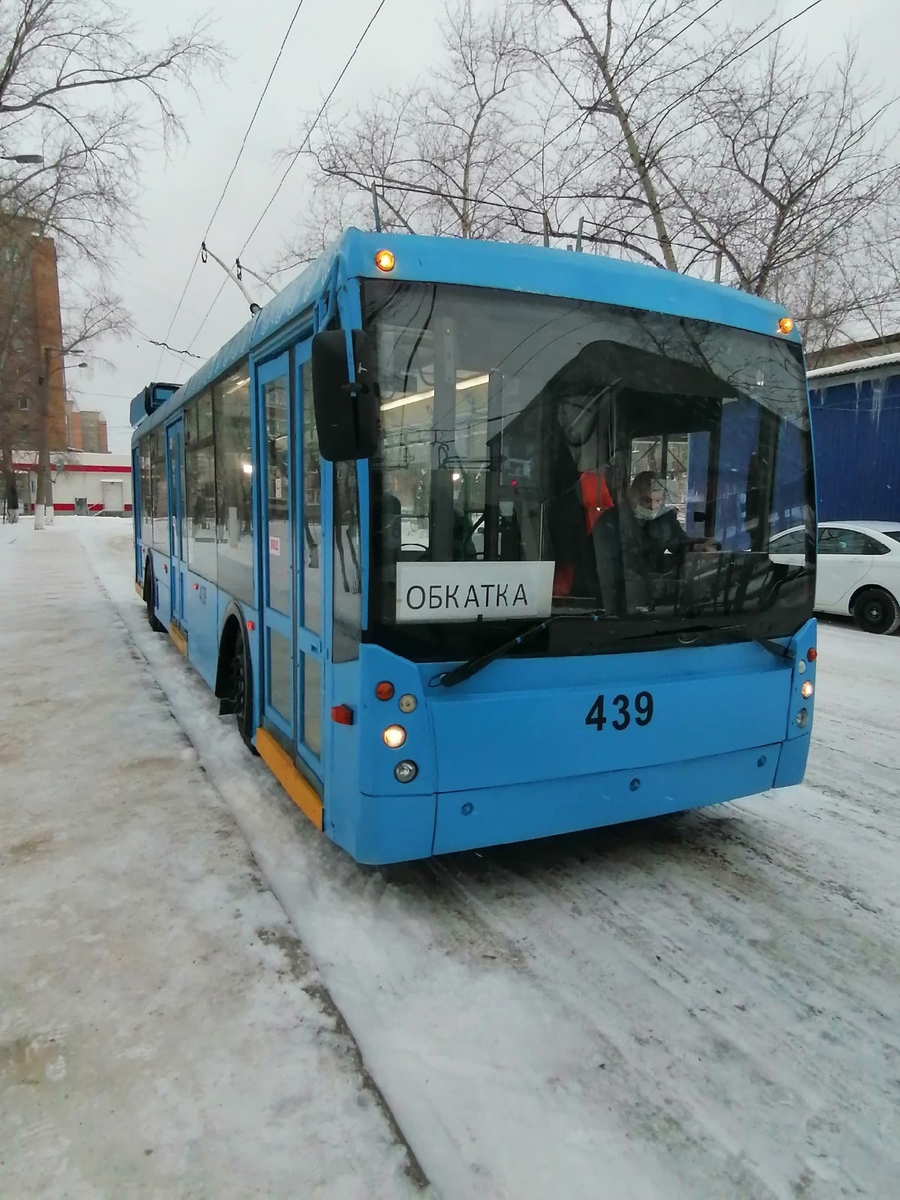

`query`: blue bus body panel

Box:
[140,535,262,721]
[431,744,780,856]
[774,733,811,787]
[425,641,792,792]
[133,230,799,449]
[181,566,219,690]
[329,620,815,865]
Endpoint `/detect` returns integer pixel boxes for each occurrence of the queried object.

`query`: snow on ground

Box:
[6,516,900,1199]
[0,519,424,1199]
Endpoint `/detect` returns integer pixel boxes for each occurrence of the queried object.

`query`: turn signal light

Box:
[778,316,794,335]
[383,724,406,749]
[807,648,817,662]
[375,249,395,272]
[375,681,395,701]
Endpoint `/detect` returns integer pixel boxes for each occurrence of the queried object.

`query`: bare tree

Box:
[278,0,540,269]
[665,36,900,345]
[518,0,780,270]
[0,0,222,519]
[285,0,899,354]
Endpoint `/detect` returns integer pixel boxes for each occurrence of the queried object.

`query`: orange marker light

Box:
[778,316,794,335]
[375,681,395,701]
[375,249,395,272]
[807,648,817,662]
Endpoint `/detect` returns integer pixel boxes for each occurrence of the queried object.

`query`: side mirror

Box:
[311,329,378,462]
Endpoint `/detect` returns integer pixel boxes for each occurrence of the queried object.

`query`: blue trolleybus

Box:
[131,230,817,864]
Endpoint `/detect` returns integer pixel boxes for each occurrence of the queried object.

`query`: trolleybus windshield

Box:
[364,280,814,662]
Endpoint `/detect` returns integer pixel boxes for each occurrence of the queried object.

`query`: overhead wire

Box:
[238,0,390,259]
[363,0,826,270]
[204,0,309,243]
[556,0,827,194]
[183,0,391,362]
[170,0,822,370]
[472,0,736,213]
[154,0,310,378]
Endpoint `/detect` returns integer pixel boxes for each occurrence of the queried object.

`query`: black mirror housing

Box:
[311,329,378,462]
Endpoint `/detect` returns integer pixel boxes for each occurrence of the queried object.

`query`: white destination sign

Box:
[396,561,555,623]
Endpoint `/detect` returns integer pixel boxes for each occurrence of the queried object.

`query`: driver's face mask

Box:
[633,485,666,521]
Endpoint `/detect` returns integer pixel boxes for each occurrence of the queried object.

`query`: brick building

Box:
[66,401,109,453]
[0,219,69,458]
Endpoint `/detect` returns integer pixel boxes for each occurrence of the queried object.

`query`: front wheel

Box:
[851,587,900,635]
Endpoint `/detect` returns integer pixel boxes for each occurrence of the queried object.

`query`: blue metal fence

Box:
[808,370,900,522]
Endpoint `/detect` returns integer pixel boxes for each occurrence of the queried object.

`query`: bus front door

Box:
[257,344,326,790]
[166,418,185,629]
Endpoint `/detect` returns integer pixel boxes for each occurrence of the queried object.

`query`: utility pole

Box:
[34,347,85,529]
[34,348,52,527]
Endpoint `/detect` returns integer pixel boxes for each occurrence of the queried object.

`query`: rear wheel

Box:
[144,560,165,632]
[851,587,900,635]
[230,625,258,754]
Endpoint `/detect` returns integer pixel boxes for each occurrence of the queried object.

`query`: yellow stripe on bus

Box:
[135,580,144,599]
[255,727,324,831]
[169,624,188,656]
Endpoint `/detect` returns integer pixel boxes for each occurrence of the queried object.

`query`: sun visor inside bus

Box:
[552,340,739,401]
[130,382,179,426]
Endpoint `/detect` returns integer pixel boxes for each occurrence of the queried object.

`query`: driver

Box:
[627,471,716,569]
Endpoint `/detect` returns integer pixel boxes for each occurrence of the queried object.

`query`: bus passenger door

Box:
[294,344,326,780]
[256,345,327,794]
[257,354,296,745]
[166,418,185,627]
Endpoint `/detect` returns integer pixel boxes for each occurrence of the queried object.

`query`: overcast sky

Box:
[65,0,897,453]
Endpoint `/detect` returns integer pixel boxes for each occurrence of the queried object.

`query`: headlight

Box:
[383,725,406,749]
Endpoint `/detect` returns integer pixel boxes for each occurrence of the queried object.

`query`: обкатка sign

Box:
[396,562,554,622]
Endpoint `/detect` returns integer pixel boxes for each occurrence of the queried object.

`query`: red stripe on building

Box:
[49,503,131,511]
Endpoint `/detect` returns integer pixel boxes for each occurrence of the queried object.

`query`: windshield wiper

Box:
[435,608,609,688]
[435,616,793,689]
[653,623,795,661]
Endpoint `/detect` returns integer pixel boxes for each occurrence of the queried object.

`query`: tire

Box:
[851,587,900,635]
[230,623,258,755]
[144,560,165,633]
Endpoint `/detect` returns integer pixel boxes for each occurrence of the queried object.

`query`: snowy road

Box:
[0,522,423,1199]
[56,523,900,1195]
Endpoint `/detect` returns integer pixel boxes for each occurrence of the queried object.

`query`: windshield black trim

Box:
[362,280,815,662]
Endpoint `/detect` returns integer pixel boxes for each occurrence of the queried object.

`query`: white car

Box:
[769,521,900,634]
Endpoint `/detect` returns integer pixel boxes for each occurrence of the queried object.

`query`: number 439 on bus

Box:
[585,691,654,732]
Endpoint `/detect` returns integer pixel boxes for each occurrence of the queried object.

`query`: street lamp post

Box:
[34,347,86,529]
[0,154,44,165]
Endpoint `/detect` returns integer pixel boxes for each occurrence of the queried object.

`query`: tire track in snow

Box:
[79,530,432,1195]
